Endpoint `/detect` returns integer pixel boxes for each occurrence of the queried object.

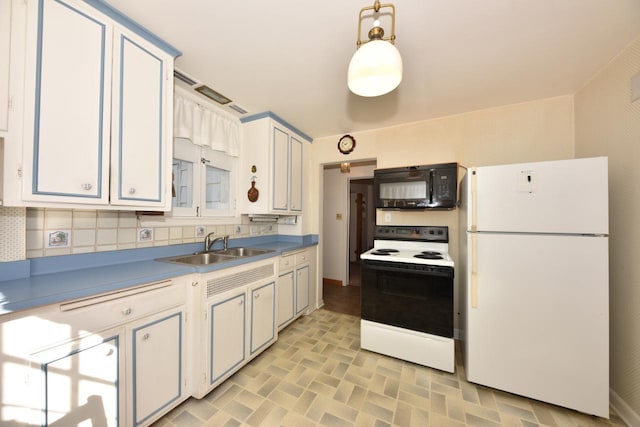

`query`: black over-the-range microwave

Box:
[374,163,458,209]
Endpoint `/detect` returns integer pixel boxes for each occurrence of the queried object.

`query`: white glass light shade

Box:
[348,40,403,97]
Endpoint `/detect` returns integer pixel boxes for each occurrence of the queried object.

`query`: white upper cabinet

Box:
[241,113,311,215]
[4,0,179,209]
[111,28,172,207]
[0,0,12,133]
[22,0,112,203]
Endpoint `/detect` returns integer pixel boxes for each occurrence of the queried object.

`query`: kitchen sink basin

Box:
[164,252,236,265]
[212,247,274,257]
[159,247,274,266]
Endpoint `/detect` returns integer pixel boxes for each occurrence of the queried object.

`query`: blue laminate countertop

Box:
[0,234,318,315]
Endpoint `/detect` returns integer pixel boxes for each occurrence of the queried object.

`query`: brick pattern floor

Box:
[153,309,626,427]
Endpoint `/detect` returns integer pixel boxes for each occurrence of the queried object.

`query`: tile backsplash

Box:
[0,206,27,262]
[25,208,277,258]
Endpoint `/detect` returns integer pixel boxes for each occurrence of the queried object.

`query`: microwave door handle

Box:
[429,170,434,205]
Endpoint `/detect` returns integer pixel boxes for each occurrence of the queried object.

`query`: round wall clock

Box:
[338,134,356,155]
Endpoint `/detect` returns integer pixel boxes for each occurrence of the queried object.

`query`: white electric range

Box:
[360,225,455,372]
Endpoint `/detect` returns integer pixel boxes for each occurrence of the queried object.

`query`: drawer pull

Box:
[122,308,132,316]
[60,280,173,312]
[142,333,150,340]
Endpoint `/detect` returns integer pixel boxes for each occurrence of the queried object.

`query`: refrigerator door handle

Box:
[471,232,478,308]
[470,169,478,232]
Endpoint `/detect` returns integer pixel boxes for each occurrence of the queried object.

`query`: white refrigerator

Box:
[459,157,609,418]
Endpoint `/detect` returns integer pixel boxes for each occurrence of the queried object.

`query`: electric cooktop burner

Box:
[369,249,400,255]
[414,251,444,260]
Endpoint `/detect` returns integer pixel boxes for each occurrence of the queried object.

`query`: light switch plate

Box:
[336,213,343,220]
[517,170,536,193]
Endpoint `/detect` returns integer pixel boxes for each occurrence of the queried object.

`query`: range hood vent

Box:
[228,104,248,115]
[173,70,197,86]
[173,68,249,116]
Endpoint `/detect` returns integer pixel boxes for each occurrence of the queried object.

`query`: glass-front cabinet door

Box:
[201,145,236,217]
[171,138,199,217]
[171,138,237,218]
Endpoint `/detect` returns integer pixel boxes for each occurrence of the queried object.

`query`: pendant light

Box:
[348,1,402,97]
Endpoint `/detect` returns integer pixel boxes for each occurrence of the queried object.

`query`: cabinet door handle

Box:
[254,292,260,299]
[81,183,92,191]
[122,308,132,315]
[142,333,150,340]
[105,348,114,357]
[238,299,244,305]
[128,187,136,194]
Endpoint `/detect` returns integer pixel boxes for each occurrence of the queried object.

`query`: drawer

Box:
[38,281,185,350]
[295,249,310,265]
[279,254,295,271]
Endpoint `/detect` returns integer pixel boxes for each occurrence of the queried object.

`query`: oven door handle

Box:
[362,262,454,279]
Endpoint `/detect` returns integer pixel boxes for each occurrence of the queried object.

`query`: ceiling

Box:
[106,0,640,140]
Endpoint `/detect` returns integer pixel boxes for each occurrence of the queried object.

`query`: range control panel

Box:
[373,225,449,243]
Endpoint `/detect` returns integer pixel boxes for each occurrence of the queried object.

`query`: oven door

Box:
[361,260,454,338]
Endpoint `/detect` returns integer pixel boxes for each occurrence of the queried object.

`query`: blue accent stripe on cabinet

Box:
[82,0,181,57]
[240,111,313,143]
[117,35,164,203]
[132,312,183,425]
[33,0,105,199]
[42,334,120,427]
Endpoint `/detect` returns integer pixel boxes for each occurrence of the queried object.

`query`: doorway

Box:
[348,178,374,287]
[321,161,376,317]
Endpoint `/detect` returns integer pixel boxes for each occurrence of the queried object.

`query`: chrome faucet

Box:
[204,233,229,252]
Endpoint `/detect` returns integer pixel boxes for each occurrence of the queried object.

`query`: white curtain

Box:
[174,93,240,157]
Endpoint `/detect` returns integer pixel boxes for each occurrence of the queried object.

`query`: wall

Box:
[307,95,575,333]
[575,36,640,425]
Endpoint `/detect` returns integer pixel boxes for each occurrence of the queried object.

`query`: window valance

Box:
[174,93,240,157]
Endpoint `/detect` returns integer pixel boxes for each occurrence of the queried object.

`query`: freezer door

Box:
[465,232,609,417]
[469,157,608,234]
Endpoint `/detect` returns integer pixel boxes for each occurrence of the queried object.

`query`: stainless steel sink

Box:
[159,247,274,266]
[212,247,274,257]
[164,252,236,265]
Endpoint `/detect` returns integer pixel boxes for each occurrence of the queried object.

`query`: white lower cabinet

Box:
[295,264,310,315]
[0,276,191,427]
[250,281,276,354]
[277,270,295,328]
[129,310,185,426]
[277,248,314,330]
[37,328,124,426]
[193,258,277,398]
[209,291,246,385]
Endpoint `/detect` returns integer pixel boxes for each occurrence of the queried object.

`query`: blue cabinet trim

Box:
[117,35,164,203]
[132,312,183,425]
[250,281,276,355]
[210,294,246,384]
[82,0,181,57]
[33,0,106,198]
[240,111,313,143]
[42,334,120,427]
